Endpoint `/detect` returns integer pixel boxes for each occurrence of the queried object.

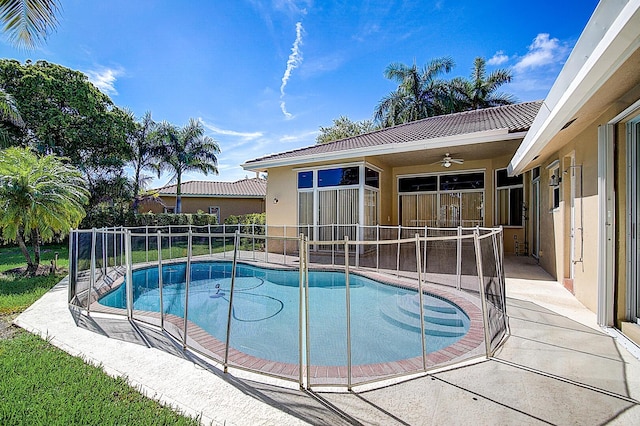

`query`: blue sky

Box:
[1,0,599,187]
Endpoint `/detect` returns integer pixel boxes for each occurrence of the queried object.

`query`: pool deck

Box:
[14,255,640,425]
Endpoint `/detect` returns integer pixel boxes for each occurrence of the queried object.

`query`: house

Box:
[243,101,542,255]
[142,178,266,223]
[508,0,640,345]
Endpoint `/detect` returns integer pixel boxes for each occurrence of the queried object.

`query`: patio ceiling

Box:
[365,138,524,169]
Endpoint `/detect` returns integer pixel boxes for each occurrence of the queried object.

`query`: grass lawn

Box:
[0,243,199,425]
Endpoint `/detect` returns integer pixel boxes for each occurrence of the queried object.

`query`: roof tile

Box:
[157,178,266,197]
[245,101,542,164]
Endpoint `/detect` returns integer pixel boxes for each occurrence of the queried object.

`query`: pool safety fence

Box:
[68,224,508,391]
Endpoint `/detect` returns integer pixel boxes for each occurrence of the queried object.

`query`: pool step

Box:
[379,296,468,337]
[397,295,465,327]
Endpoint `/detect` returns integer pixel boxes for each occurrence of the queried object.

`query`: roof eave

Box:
[509,0,640,176]
[244,128,521,171]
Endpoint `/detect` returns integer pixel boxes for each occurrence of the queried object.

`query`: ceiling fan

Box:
[434,153,464,168]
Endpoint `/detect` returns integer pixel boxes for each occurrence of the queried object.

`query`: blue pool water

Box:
[99,262,470,366]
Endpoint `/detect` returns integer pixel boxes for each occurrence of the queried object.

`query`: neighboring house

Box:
[243,101,542,255]
[508,1,640,344]
[142,178,266,223]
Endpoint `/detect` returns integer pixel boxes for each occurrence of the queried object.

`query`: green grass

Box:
[0,243,69,273]
[0,332,199,425]
[0,274,62,315]
[0,244,200,425]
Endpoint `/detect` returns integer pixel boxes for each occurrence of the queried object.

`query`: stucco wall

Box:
[142,196,265,222]
[535,106,619,313]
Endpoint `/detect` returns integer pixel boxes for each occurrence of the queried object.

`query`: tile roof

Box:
[244,101,542,165]
[157,178,266,197]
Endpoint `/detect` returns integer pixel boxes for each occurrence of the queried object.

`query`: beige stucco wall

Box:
[534,106,619,313]
[142,196,265,222]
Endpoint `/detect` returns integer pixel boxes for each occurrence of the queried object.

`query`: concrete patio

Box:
[14,255,640,425]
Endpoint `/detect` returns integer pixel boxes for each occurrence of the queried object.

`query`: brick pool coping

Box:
[86,259,487,387]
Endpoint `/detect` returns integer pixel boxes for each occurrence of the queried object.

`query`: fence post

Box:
[168,225,172,260]
[423,226,428,275]
[298,233,305,389]
[473,229,492,358]
[355,224,360,269]
[456,226,463,290]
[88,228,97,315]
[376,224,380,272]
[344,236,352,391]
[102,231,107,276]
[208,223,212,256]
[223,223,226,259]
[224,231,240,373]
[415,233,427,371]
[304,235,311,389]
[182,229,193,350]
[396,225,401,277]
[68,230,74,304]
[125,230,134,320]
[265,225,269,264]
[145,224,149,263]
[157,231,164,331]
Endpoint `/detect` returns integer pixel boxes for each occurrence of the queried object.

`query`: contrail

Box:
[280,22,304,119]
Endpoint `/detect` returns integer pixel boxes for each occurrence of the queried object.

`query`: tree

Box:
[129,111,161,211]
[0,86,24,146]
[156,118,220,213]
[0,147,89,275]
[0,0,61,48]
[374,57,454,127]
[0,59,135,196]
[448,57,515,110]
[316,116,379,144]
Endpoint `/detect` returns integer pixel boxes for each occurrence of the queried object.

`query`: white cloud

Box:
[85,67,123,96]
[513,33,568,73]
[487,50,509,66]
[280,22,304,119]
[200,120,263,141]
[279,129,318,143]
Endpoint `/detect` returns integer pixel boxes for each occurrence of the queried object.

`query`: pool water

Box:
[99,262,470,366]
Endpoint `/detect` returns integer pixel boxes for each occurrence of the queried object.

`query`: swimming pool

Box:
[98,261,471,366]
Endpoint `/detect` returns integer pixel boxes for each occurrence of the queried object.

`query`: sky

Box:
[1,0,600,187]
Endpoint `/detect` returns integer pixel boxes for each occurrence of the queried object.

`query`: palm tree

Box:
[0,147,89,275]
[156,118,220,213]
[129,111,161,211]
[0,86,24,146]
[0,0,61,48]
[374,57,454,127]
[449,57,516,111]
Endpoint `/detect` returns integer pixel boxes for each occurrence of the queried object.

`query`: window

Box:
[297,164,380,244]
[298,171,313,189]
[398,171,485,227]
[496,169,523,226]
[208,206,220,223]
[164,207,175,214]
[365,167,380,188]
[548,162,561,210]
[317,166,359,187]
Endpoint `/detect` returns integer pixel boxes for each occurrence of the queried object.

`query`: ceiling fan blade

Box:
[450,158,464,164]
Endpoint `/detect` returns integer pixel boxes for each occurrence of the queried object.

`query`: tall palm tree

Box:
[449,57,516,111]
[0,147,89,275]
[129,111,161,211]
[0,0,61,48]
[374,57,454,127]
[156,118,220,213]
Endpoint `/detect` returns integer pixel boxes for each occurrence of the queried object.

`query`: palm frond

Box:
[0,0,61,48]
